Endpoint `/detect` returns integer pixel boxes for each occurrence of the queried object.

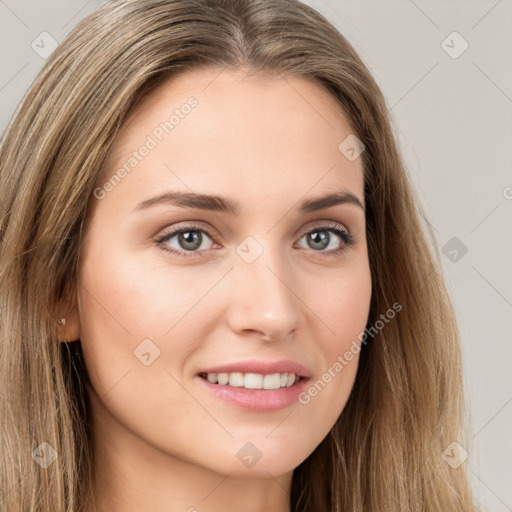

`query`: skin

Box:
[60,67,372,512]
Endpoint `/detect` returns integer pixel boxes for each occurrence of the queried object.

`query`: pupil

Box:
[179,231,201,250]
[309,230,329,250]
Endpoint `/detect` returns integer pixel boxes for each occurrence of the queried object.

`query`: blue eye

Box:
[155,221,354,258]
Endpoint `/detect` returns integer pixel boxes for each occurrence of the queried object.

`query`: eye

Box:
[155,221,355,258]
[155,223,216,258]
[295,222,355,256]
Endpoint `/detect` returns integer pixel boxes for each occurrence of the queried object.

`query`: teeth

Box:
[263,373,281,389]
[202,372,299,389]
[217,373,229,385]
[228,372,244,387]
[244,373,263,389]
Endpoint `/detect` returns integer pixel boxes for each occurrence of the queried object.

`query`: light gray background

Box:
[1,0,511,509]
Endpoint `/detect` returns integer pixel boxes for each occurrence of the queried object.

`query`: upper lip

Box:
[197,359,312,378]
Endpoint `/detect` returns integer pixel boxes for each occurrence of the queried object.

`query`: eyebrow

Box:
[132,190,365,215]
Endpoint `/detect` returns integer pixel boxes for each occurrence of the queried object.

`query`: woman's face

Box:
[74,67,371,478]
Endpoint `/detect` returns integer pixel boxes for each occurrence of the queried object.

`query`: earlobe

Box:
[57,305,81,342]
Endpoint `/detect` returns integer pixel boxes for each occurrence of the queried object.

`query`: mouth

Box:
[195,360,312,412]
[198,371,305,390]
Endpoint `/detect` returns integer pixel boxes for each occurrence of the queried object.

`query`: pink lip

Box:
[195,359,313,412]
[196,359,313,378]
[196,374,311,412]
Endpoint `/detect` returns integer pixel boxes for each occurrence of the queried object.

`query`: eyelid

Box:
[154,221,218,248]
[300,219,349,234]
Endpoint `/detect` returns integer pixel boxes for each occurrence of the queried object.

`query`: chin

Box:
[201,438,314,477]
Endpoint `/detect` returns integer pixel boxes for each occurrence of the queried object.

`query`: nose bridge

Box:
[227,235,301,339]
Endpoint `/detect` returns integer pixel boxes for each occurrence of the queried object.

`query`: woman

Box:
[0,0,479,510]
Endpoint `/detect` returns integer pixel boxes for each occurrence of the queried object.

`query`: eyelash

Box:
[155,221,355,258]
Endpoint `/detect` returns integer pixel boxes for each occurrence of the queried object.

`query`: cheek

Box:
[308,259,372,349]
[296,261,371,421]
[76,240,221,388]
[78,240,207,338]
[76,242,206,437]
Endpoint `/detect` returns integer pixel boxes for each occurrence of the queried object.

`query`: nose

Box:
[225,245,302,342]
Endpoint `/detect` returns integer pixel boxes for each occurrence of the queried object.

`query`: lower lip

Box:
[195,375,310,412]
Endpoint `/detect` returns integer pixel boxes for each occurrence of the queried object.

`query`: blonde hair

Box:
[0,0,479,510]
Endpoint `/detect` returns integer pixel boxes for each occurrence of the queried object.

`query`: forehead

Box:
[95,67,364,216]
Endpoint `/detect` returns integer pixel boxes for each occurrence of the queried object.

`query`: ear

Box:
[56,288,81,342]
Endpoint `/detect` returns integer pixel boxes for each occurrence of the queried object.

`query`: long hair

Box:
[0,0,478,510]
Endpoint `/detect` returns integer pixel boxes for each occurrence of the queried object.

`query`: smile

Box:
[198,371,301,389]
